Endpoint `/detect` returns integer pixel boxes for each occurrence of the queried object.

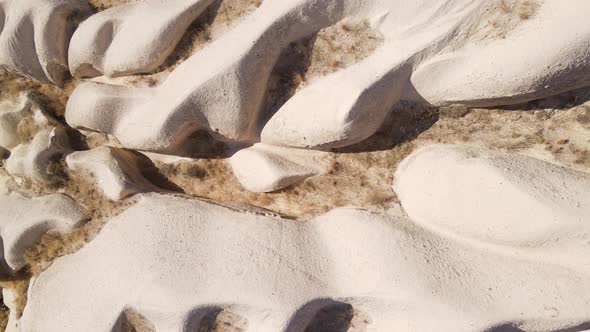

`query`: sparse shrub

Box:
[87,0,131,11]
[0,294,8,331]
[16,115,44,144]
[183,163,207,179]
[518,0,536,20]
[0,278,30,319]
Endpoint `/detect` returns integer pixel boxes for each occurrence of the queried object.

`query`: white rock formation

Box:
[18,193,590,331]
[65,0,338,151]
[0,0,92,84]
[66,147,159,201]
[69,0,215,78]
[261,0,590,148]
[394,144,590,252]
[65,0,590,152]
[0,192,86,272]
[408,1,590,107]
[229,143,328,192]
[5,127,70,183]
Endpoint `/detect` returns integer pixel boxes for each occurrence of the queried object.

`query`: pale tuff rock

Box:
[19,193,590,331]
[394,144,590,251]
[5,127,70,183]
[65,0,339,151]
[65,0,590,152]
[69,0,215,78]
[0,0,92,85]
[0,192,86,272]
[3,1,590,330]
[66,147,160,201]
[229,143,328,193]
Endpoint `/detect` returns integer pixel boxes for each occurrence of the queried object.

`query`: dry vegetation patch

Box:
[261,17,383,127]
[87,0,132,11]
[0,277,30,320]
[0,299,7,331]
[423,91,590,171]
[15,115,46,144]
[453,0,540,44]
[303,19,383,82]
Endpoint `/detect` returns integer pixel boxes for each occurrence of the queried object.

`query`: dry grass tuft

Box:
[0,277,30,320]
[517,0,537,20]
[214,0,262,29]
[421,95,590,170]
[497,0,538,19]
[156,158,283,213]
[0,300,7,332]
[261,17,383,127]
[459,0,540,43]
[304,19,383,81]
[15,115,45,144]
[87,0,132,11]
